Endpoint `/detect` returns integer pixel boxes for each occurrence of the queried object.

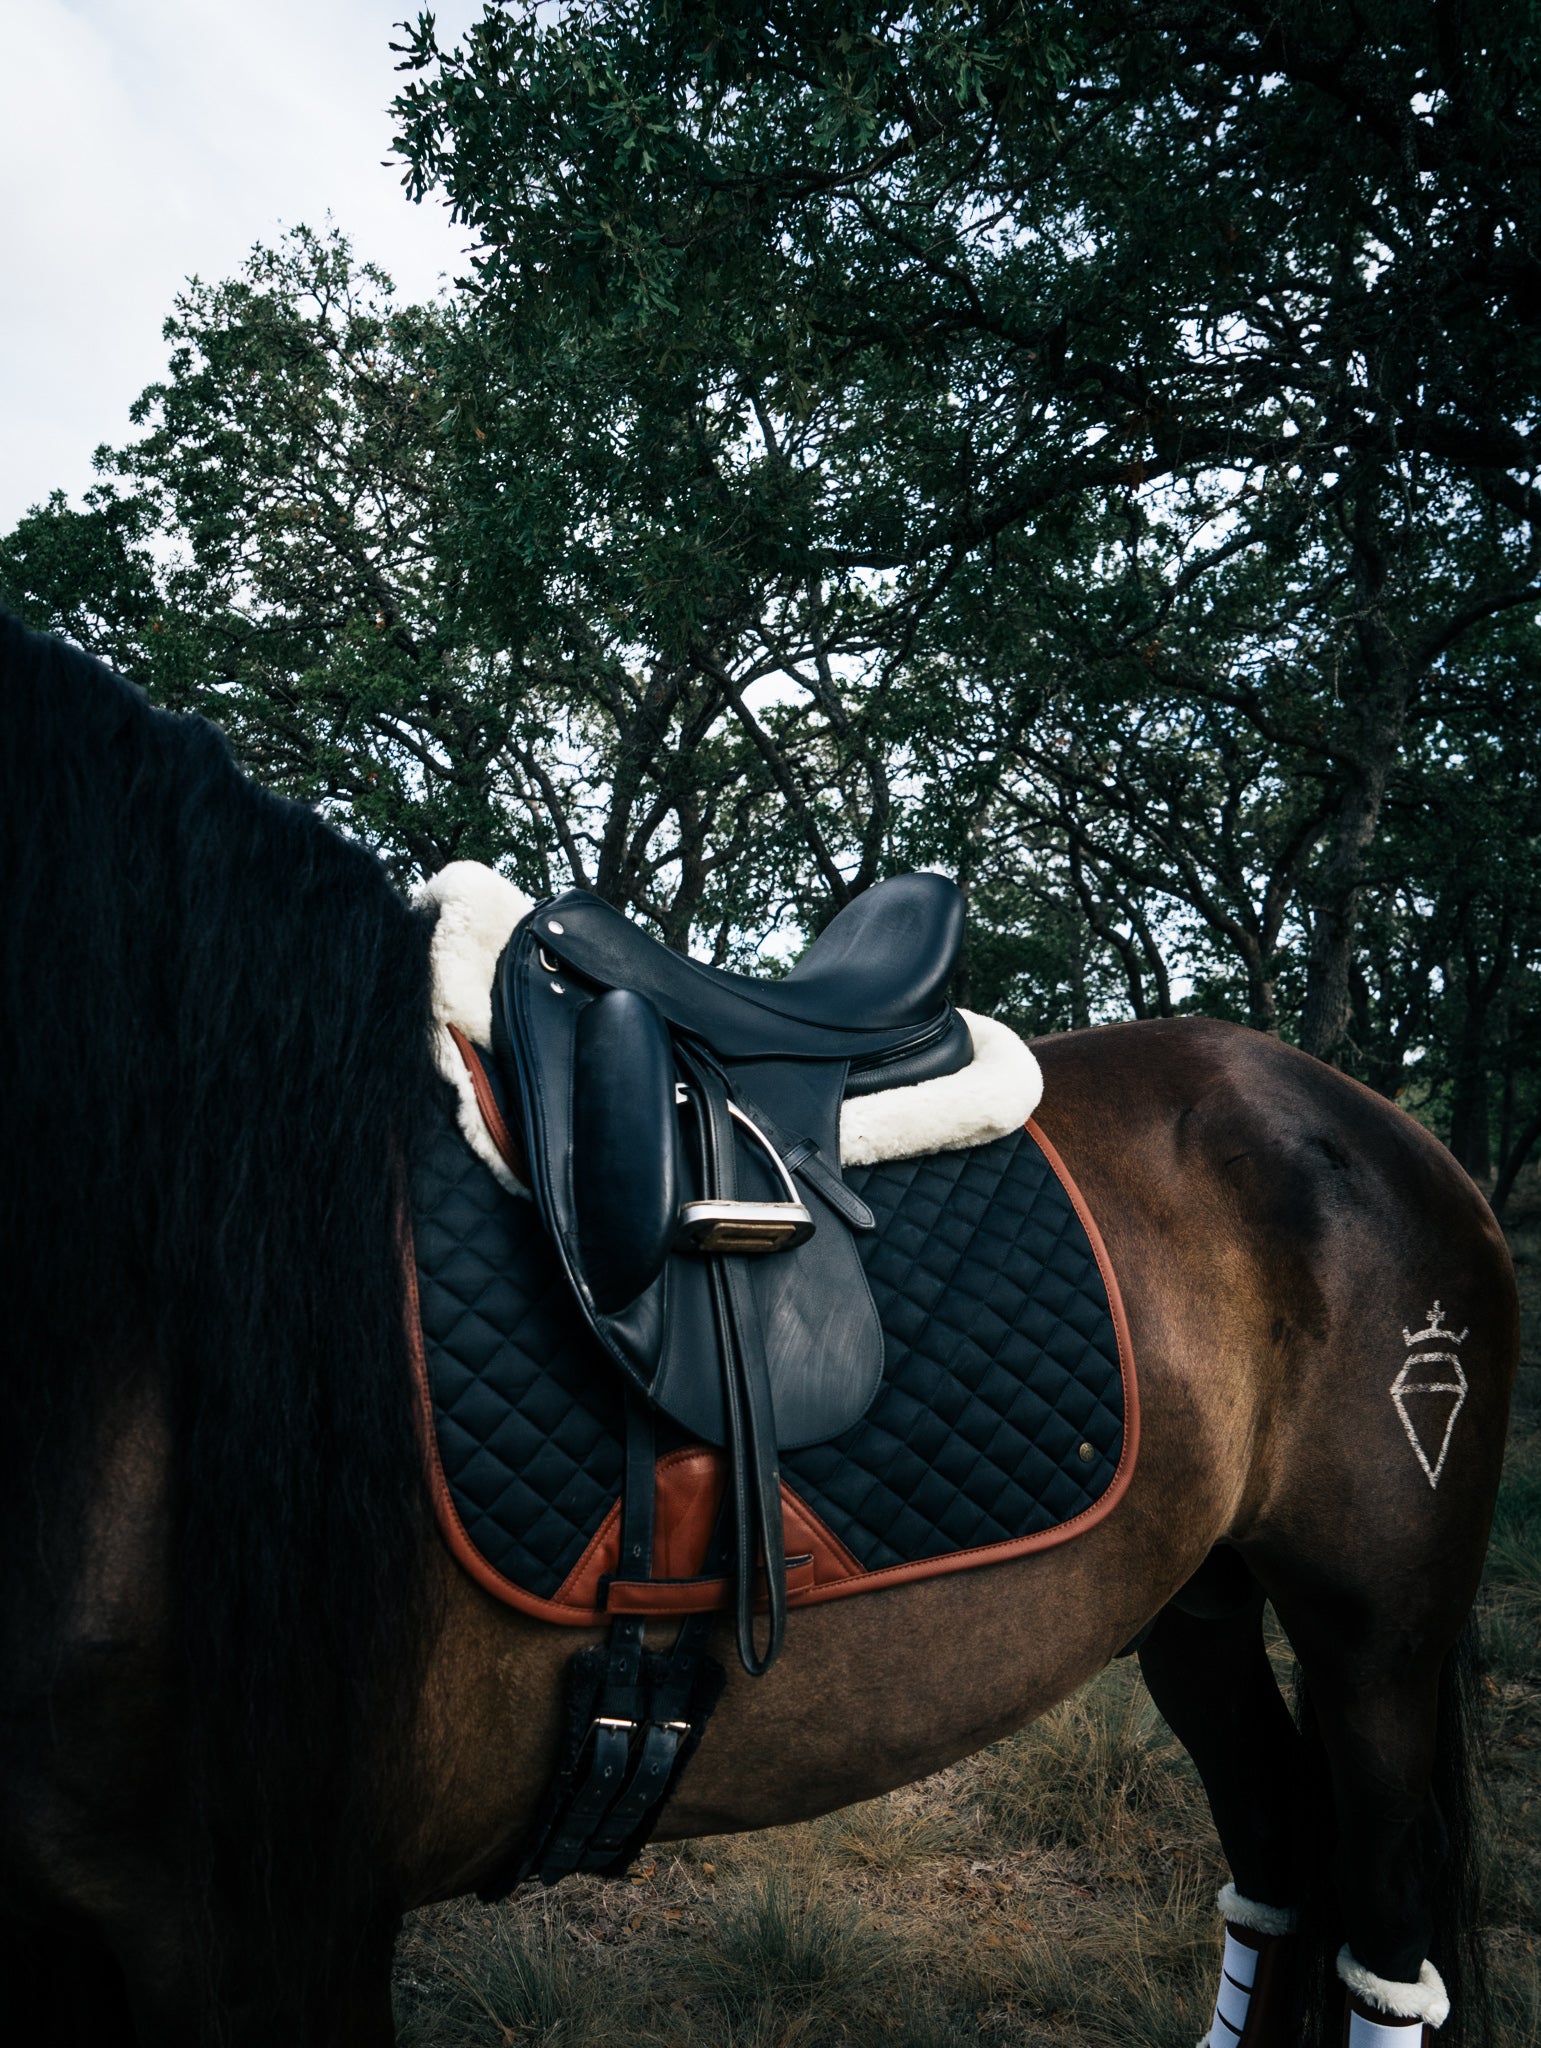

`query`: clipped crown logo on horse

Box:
[0,613,1516,2045]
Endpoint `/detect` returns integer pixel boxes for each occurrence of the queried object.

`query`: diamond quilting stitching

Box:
[782,1129,1124,1568]
[414,1108,1127,1602]
[414,1121,626,1593]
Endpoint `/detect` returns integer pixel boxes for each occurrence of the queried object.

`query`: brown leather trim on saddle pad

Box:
[448,1022,529,1182]
[408,1043,1140,1625]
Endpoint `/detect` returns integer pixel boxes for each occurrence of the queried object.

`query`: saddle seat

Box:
[524,871,966,1068]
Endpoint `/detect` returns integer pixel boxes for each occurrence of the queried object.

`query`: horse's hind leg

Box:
[1139,1575,1304,2047]
[1276,1597,1469,2044]
[0,1912,140,2047]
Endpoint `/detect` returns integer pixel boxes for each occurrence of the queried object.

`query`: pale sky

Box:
[1,0,486,532]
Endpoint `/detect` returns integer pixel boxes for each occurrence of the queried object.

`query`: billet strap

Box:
[677,1040,789,1676]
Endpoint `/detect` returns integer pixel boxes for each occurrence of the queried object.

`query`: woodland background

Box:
[7,0,1541,1196]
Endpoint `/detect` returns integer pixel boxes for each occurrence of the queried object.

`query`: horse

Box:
[0,612,1515,2046]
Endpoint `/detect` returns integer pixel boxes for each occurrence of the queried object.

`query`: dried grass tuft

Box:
[395,1901,624,2048]
[815,1793,962,1874]
[999,1868,1217,2047]
[687,1866,885,2029]
[968,1660,1203,1858]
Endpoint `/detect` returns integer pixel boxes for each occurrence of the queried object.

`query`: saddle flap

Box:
[495,915,884,1450]
[572,989,679,1314]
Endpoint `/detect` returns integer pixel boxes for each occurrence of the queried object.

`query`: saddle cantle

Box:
[514,873,968,1052]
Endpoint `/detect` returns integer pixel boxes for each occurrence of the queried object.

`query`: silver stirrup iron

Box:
[675,1095,815,1255]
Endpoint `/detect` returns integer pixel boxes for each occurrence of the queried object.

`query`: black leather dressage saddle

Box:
[492,872,969,1675]
[486,874,972,1878]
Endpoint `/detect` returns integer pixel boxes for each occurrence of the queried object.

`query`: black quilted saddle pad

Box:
[409,1091,1136,1622]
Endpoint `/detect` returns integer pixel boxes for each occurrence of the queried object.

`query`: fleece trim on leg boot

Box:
[1196,1889,1299,2048]
[1337,1951,1449,2044]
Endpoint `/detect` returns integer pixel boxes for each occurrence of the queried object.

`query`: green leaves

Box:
[10,4,1541,1175]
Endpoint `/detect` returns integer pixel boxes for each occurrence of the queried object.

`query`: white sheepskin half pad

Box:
[1337,1949,1450,2029]
[1216,1882,1298,1937]
[837,1008,1043,1165]
[414,862,534,1195]
[414,862,1045,1179]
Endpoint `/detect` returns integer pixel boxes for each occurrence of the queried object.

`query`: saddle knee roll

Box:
[572,989,680,1313]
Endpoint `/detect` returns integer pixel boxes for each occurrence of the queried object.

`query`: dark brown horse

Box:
[0,616,1515,2045]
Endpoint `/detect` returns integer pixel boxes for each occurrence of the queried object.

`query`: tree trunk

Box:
[1298,527,1411,1063]
[1493,1104,1541,1219]
[1070,924,1091,1032]
[1447,1063,1493,1179]
[1298,754,1398,1061]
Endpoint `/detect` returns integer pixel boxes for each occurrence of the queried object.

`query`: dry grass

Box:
[395,1208,1541,2046]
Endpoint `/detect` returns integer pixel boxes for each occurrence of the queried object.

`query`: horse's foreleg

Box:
[1138,1586,1303,2047]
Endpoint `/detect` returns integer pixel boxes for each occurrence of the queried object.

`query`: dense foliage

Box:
[7,2,1541,1194]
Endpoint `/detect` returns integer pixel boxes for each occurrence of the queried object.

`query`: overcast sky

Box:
[1,0,485,532]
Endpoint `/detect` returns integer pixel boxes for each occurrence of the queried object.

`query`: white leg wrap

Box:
[1337,1949,1449,2032]
[1203,1926,1259,2044]
[1347,2007,1430,2045]
[1195,1888,1299,2047]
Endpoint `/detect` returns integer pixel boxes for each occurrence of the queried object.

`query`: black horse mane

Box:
[0,613,441,2030]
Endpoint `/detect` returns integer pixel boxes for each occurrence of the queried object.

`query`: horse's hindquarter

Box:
[1039,1019,1516,1653]
[416,1016,1501,1895]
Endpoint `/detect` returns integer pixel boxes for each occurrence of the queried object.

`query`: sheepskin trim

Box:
[412,863,1046,1173]
[1215,1883,1298,1937]
[837,1009,1044,1167]
[414,860,535,1047]
[1336,1950,1450,2029]
[414,862,534,1197]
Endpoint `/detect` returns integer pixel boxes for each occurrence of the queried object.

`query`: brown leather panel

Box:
[556,1447,721,1610]
[448,1024,530,1184]
[412,1115,1139,1626]
[783,1481,863,1582]
[605,1556,817,1615]
[553,1450,865,1613]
